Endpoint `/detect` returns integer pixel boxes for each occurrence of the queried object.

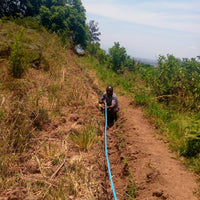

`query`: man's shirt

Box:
[100,92,119,111]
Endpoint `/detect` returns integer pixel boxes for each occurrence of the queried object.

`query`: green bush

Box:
[9,29,28,78]
[180,120,200,157]
[134,91,151,106]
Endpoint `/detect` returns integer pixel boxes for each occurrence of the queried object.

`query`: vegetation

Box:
[108,42,135,73]
[87,53,200,173]
[88,20,101,43]
[1,0,200,198]
[0,20,104,199]
[1,0,89,49]
[70,121,99,151]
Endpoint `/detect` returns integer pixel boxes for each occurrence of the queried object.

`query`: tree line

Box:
[0,0,101,49]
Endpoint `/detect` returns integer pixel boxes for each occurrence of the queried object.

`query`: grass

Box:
[125,181,137,200]
[82,56,200,174]
[70,121,99,151]
[0,19,104,199]
[1,17,199,199]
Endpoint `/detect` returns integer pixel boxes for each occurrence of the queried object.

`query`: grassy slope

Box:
[0,20,108,199]
[84,57,200,174]
[0,19,199,199]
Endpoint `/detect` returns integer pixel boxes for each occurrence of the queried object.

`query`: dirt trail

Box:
[109,95,199,200]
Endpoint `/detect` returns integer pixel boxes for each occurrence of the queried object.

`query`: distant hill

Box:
[135,57,158,66]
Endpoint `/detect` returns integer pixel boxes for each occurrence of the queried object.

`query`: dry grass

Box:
[0,20,105,199]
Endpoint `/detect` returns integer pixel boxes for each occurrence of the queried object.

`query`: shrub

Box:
[180,121,200,157]
[70,122,98,151]
[9,29,28,78]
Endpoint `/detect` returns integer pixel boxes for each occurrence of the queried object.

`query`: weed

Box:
[125,180,137,200]
[1,98,33,153]
[9,28,28,78]
[31,108,49,130]
[147,159,152,168]
[122,157,128,164]
[0,154,17,178]
[179,119,200,158]
[70,122,98,151]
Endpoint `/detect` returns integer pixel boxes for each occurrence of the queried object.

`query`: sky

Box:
[82,0,200,60]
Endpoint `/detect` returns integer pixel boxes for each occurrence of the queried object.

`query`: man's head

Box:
[106,85,113,97]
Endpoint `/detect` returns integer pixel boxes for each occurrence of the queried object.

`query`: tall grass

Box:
[9,29,28,78]
[0,19,105,199]
[70,121,99,151]
[82,56,200,173]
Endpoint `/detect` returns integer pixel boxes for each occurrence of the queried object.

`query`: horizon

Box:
[82,0,200,60]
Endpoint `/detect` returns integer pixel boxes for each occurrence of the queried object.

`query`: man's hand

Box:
[107,105,114,110]
[99,100,104,104]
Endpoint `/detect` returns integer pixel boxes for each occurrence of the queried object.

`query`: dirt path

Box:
[109,95,199,200]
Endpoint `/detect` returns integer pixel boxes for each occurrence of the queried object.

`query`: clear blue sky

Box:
[82,0,200,60]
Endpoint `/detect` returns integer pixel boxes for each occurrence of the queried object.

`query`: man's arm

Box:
[107,96,117,109]
[107,104,114,109]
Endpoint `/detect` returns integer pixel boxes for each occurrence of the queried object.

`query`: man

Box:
[99,85,119,124]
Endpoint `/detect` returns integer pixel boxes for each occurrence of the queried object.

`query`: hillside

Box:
[0,20,199,200]
[0,20,104,199]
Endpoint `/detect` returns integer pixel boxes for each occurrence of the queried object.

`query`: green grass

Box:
[70,122,99,151]
[81,56,200,173]
[125,181,137,200]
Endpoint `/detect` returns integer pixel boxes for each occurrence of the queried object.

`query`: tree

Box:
[41,0,66,9]
[24,0,42,16]
[0,0,89,49]
[67,0,88,49]
[88,20,101,43]
[109,42,128,72]
[0,0,26,17]
[0,0,67,17]
[39,5,70,33]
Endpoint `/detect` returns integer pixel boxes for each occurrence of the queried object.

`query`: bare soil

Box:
[105,94,199,200]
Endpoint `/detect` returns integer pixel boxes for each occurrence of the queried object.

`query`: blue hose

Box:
[104,102,117,200]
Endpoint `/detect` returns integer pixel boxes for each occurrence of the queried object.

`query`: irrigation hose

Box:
[104,102,117,200]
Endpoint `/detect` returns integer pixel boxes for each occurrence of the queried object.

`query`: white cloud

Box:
[82,1,200,34]
[82,0,200,59]
[188,46,198,50]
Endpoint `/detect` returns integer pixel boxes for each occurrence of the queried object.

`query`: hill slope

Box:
[0,20,199,200]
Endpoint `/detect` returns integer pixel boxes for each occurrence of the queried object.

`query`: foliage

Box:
[87,51,200,172]
[108,42,135,73]
[88,20,101,43]
[0,0,41,17]
[70,122,98,151]
[9,29,28,78]
[109,42,127,72]
[0,0,26,17]
[39,0,88,48]
[140,55,200,111]
[39,5,70,33]
[0,0,89,49]
[68,1,88,49]
[180,120,200,157]
[0,0,66,17]
[86,43,100,56]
